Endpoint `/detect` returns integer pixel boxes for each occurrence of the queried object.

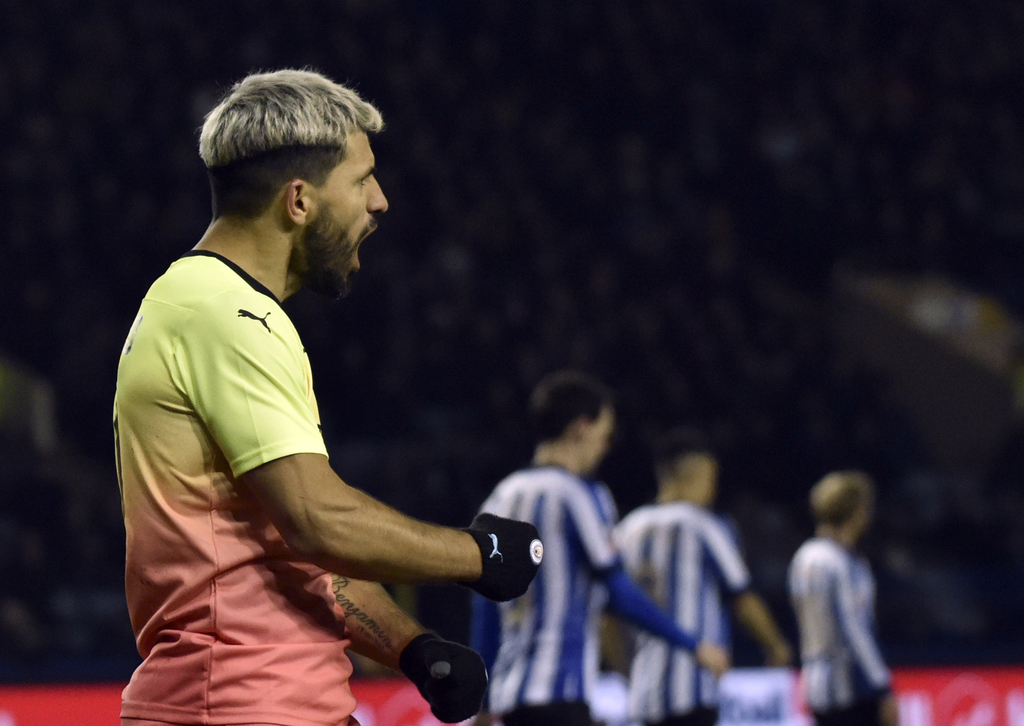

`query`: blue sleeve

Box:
[601,564,698,652]
[470,591,501,675]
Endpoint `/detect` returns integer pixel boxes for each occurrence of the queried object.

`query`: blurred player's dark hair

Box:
[652,426,715,474]
[529,371,613,444]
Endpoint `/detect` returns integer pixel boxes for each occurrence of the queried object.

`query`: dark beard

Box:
[301,213,356,300]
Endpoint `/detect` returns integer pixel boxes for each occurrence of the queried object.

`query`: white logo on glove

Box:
[530,539,544,565]
[488,533,503,561]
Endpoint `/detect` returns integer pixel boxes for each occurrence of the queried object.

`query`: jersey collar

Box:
[181,250,281,304]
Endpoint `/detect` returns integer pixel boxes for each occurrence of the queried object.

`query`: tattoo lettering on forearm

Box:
[331,575,395,652]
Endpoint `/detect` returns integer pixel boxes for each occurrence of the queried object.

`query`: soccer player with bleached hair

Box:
[114,69,542,726]
[788,471,899,726]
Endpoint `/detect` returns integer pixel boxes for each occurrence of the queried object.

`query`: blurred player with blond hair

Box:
[788,471,898,726]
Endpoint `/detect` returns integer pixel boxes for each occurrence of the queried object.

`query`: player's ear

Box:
[565,415,593,442]
[283,179,315,226]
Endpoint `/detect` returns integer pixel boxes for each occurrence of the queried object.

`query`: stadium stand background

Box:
[2,0,1023,680]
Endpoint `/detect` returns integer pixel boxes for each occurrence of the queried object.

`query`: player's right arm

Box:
[244,454,483,582]
[245,458,544,599]
[176,292,538,598]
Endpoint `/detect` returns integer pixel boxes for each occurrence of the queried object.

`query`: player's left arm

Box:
[704,519,791,666]
[331,575,488,724]
[330,574,423,669]
[731,592,792,667]
[831,565,891,690]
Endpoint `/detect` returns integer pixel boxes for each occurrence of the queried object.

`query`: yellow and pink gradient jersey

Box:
[113,252,356,726]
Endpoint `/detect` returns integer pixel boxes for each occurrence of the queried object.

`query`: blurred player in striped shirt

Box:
[614,427,792,726]
[470,373,728,726]
[788,471,898,726]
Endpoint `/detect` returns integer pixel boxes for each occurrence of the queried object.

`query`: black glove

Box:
[462,513,543,602]
[400,633,488,723]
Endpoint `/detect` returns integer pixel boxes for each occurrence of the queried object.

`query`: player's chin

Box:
[330,274,352,300]
[344,249,360,276]
[333,262,358,298]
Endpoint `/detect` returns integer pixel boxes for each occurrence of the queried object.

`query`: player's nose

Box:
[368,176,388,214]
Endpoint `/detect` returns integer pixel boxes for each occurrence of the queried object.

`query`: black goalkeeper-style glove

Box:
[400,633,488,723]
[462,513,543,602]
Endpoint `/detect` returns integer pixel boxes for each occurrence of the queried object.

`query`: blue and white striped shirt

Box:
[615,501,751,721]
[477,466,620,714]
[788,537,891,713]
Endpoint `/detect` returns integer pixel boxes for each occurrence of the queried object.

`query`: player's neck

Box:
[817,524,858,550]
[194,216,297,301]
[532,441,591,476]
[656,478,711,507]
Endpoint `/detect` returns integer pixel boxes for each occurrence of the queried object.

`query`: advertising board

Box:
[1,667,1022,726]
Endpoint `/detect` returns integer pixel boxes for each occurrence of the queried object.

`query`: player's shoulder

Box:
[615,503,659,538]
[147,254,276,312]
[792,537,846,570]
[670,500,718,525]
[152,254,296,342]
[481,467,551,514]
[487,467,542,500]
[501,466,582,492]
[487,466,594,511]
[632,500,710,528]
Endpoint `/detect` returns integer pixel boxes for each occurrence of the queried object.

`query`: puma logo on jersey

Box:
[238,309,271,333]
[488,533,503,561]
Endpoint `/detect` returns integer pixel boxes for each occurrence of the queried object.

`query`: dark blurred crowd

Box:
[2,0,1024,676]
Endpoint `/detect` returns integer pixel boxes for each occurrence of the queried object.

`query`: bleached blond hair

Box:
[809,470,875,527]
[199,69,384,168]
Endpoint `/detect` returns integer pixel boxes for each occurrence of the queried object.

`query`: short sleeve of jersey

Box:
[703,516,751,594]
[564,479,619,570]
[612,512,645,573]
[173,291,327,476]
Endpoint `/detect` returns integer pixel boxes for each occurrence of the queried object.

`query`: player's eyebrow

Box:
[360,165,376,181]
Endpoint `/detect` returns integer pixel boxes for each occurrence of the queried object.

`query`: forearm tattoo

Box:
[331,574,395,652]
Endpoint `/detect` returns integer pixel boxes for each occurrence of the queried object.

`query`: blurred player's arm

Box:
[244,453,482,583]
[833,573,898,726]
[602,565,729,676]
[699,517,790,666]
[880,691,900,726]
[601,614,633,676]
[731,591,792,667]
[468,592,501,725]
[568,492,728,675]
[831,568,892,693]
[469,592,500,675]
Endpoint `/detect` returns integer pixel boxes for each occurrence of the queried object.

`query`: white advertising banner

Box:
[717,669,811,726]
[590,668,810,726]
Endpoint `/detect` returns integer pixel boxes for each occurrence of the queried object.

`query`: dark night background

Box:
[2,0,1024,680]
